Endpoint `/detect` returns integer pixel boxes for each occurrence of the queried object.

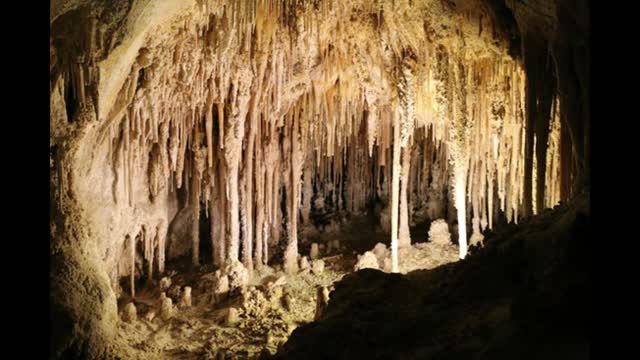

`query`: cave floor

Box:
[114,216,459,359]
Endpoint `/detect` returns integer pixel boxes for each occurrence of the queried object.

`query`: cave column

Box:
[397,53,416,252]
[398,144,412,248]
[241,109,256,271]
[390,108,401,273]
[451,59,470,259]
[254,142,266,269]
[284,108,303,274]
[224,77,251,264]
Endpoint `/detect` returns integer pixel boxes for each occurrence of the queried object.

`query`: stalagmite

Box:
[299,256,310,271]
[310,243,320,260]
[354,251,380,271]
[121,303,137,322]
[428,219,452,245]
[160,295,174,321]
[179,287,192,308]
[311,259,325,275]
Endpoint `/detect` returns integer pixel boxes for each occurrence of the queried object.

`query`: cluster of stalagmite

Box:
[52,0,567,286]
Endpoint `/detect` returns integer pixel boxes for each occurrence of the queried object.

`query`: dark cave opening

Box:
[64,71,78,123]
[199,206,213,266]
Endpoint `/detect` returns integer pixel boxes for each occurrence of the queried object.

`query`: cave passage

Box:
[50,0,589,359]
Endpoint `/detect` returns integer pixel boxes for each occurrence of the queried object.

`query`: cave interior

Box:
[50,0,589,359]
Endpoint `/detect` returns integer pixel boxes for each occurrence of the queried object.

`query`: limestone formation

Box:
[179,286,192,309]
[428,219,452,246]
[159,277,172,292]
[299,256,310,271]
[470,232,485,247]
[212,270,230,304]
[160,297,174,321]
[225,260,249,291]
[121,303,137,323]
[310,243,320,260]
[372,243,389,267]
[224,307,240,327]
[382,258,393,273]
[354,252,380,271]
[311,260,325,275]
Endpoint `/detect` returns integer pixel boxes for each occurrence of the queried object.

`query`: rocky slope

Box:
[270,193,589,360]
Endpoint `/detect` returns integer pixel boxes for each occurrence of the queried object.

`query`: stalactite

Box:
[145,227,155,285]
[89,1,571,283]
[205,83,215,167]
[217,102,225,149]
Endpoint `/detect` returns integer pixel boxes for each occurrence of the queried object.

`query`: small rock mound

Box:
[178,286,192,308]
[354,251,380,271]
[428,219,451,245]
[121,302,137,322]
[372,243,388,267]
[311,260,325,275]
[299,256,310,271]
[309,243,320,260]
[160,296,174,321]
